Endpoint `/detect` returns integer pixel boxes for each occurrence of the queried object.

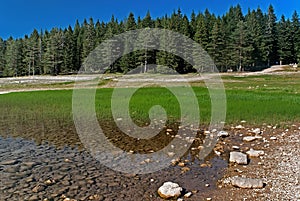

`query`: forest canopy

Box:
[0,4,299,77]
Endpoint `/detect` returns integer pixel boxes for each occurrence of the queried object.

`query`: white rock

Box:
[177,198,183,201]
[218,131,229,137]
[229,152,248,164]
[232,146,240,150]
[251,128,261,134]
[243,136,257,142]
[185,137,194,143]
[231,177,264,189]
[158,182,182,199]
[270,136,277,140]
[184,192,192,198]
[167,152,175,157]
[235,125,244,129]
[246,149,265,157]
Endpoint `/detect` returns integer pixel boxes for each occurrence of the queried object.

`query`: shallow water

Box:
[0,123,228,200]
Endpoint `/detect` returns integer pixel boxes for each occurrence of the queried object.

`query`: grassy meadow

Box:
[0,73,299,146]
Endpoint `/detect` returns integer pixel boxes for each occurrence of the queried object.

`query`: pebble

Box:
[270,136,277,140]
[0,159,19,165]
[158,182,182,199]
[167,152,175,157]
[232,146,240,150]
[44,179,55,185]
[32,184,46,193]
[4,166,20,173]
[250,128,261,134]
[246,149,265,157]
[184,192,192,198]
[243,136,257,142]
[28,195,39,201]
[235,125,244,129]
[181,167,190,173]
[255,135,263,139]
[229,152,248,165]
[217,131,229,137]
[63,198,77,201]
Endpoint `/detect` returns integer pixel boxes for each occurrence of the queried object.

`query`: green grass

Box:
[0,85,299,127]
[222,73,300,94]
[0,73,300,145]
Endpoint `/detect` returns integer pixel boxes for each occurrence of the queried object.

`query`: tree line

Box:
[0,4,299,77]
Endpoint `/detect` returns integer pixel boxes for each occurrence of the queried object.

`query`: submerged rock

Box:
[0,159,19,165]
[158,182,182,199]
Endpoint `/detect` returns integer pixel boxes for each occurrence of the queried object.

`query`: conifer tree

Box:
[291,11,300,64]
[264,5,278,66]
[0,37,6,75]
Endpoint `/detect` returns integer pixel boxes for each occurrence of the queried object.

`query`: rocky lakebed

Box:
[0,122,299,201]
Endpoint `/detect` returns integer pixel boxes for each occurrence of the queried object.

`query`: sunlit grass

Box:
[0,85,299,131]
[0,72,300,144]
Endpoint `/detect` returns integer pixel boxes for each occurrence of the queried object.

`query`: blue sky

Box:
[1,0,299,39]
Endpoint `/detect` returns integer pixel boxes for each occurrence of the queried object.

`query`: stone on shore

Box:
[229,152,248,165]
[231,177,264,189]
[243,136,257,142]
[158,182,182,199]
[250,128,261,135]
[246,149,265,157]
[218,131,229,137]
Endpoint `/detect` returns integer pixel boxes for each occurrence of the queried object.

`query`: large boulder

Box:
[158,182,182,199]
